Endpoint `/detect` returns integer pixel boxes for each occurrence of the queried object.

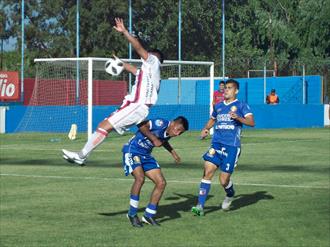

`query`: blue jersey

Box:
[212,99,252,147]
[122,118,171,156]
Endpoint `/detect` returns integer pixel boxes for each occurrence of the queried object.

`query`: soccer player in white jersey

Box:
[191,79,255,216]
[62,18,164,165]
[123,116,189,227]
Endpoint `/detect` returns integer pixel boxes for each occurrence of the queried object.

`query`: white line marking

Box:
[0,138,326,151]
[0,173,329,190]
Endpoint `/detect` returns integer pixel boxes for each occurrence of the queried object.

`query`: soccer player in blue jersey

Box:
[123,116,189,227]
[191,79,255,216]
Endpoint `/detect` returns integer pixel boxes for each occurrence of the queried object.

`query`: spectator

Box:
[212,81,225,105]
[266,89,279,104]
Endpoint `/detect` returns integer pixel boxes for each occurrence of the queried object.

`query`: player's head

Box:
[224,79,240,100]
[149,48,164,64]
[219,81,225,91]
[271,88,276,95]
[167,116,189,137]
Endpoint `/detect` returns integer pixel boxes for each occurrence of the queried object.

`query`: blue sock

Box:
[197,179,211,208]
[144,203,157,218]
[224,180,235,197]
[128,194,139,216]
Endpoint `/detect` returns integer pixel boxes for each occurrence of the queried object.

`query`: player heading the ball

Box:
[62,17,164,165]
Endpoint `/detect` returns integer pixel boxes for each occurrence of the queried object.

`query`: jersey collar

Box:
[223,99,238,106]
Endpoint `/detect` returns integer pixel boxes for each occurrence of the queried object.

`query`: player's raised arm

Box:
[113,18,148,61]
[137,121,162,147]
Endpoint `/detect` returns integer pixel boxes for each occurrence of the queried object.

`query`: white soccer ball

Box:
[105,57,124,76]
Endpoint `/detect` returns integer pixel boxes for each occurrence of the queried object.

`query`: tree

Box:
[1,0,329,79]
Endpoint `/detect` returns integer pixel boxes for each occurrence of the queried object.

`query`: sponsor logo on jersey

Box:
[218,114,232,121]
[215,124,235,130]
[216,147,228,157]
[137,139,152,149]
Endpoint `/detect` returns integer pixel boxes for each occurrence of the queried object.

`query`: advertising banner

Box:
[0,71,20,101]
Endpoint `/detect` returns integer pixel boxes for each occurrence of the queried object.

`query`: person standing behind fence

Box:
[266,89,279,104]
[212,81,225,105]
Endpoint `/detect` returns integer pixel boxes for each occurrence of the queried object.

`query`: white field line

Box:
[0,173,329,190]
[0,139,322,152]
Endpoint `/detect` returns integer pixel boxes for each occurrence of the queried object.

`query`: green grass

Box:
[0,129,329,247]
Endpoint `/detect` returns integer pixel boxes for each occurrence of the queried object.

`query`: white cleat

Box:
[221,196,233,211]
[62,149,86,165]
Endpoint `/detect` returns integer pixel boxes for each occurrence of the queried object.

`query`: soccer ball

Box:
[105,57,124,76]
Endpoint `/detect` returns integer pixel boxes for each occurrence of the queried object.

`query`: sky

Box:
[3,37,17,51]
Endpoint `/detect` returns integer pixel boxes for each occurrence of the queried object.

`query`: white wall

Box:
[324,104,330,126]
[0,107,7,133]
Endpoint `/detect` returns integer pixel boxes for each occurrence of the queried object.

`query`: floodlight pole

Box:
[178,0,182,104]
[222,0,225,78]
[76,0,80,103]
[128,0,132,92]
[20,0,25,102]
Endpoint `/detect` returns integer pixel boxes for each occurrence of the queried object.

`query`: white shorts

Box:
[107,103,149,135]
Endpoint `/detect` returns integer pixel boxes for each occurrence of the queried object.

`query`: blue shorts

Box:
[202,143,241,174]
[122,152,160,176]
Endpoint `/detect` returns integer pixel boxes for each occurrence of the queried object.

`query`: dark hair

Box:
[219,80,225,85]
[225,79,240,90]
[173,116,189,131]
[149,48,164,63]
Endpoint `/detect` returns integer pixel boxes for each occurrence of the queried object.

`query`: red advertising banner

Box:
[0,71,20,101]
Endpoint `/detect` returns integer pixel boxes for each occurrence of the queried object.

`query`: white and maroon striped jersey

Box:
[124,54,161,105]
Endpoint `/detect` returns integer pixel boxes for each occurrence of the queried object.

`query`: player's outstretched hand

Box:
[171,150,181,164]
[113,18,127,33]
[200,128,209,139]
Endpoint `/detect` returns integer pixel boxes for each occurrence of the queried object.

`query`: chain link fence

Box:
[214,58,330,103]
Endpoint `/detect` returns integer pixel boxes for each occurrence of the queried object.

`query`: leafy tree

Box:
[1,0,329,81]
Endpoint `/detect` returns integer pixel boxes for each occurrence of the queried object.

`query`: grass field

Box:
[0,128,329,247]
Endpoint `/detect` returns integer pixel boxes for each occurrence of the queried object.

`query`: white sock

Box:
[80,128,108,157]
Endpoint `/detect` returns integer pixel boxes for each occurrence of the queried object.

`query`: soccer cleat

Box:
[142,215,160,226]
[127,214,143,228]
[191,206,205,216]
[62,149,86,165]
[221,196,233,211]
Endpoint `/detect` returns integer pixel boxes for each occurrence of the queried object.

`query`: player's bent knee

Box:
[134,175,145,185]
[98,120,113,132]
[156,179,166,190]
[203,170,215,180]
[219,176,230,187]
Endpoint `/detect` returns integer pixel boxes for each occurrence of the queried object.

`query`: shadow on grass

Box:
[230,191,274,211]
[99,193,217,223]
[99,191,274,223]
